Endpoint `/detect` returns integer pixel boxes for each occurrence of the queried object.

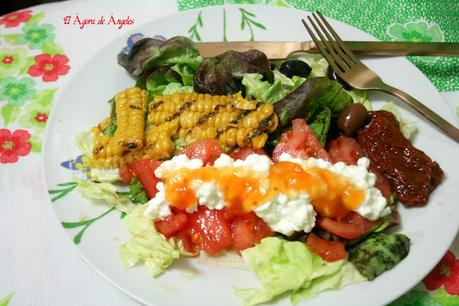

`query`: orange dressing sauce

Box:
[163,161,365,218]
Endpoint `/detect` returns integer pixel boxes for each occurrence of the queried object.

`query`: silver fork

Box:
[302,11,459,143]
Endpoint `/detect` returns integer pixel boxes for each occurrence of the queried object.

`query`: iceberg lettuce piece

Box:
[76,179,135,213]
[119,206,180,277]
[235,237,365,306]
[75,130,94,157]
[381,102,417,139]
[242,70,305,104]
[89,168,121,183]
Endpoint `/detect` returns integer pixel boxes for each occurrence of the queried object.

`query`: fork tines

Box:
[302,11,359,75]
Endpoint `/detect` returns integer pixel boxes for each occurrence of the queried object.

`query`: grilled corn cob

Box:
[145,92,278,159]
[89,87,148,168]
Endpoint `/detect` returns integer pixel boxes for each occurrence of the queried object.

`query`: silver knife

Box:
[195,41,459,58]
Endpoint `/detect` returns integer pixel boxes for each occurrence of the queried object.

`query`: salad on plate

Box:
[74,35,444,305]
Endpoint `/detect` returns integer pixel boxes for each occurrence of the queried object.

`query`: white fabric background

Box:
[0,1,457,305]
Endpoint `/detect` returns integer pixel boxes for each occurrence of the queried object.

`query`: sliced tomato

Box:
[231,212,273,253]
[119,163,134,184]
[272,119,330,162]
[186,206,232,255]
[317,212,374,240]
[328,136,364,165]
[306,233,347,262]
[155,211,188,238]
[229,147,267,160]
[129,159,161,199]
[180,138,224,165]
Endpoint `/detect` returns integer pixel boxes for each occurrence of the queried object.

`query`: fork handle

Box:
[378,84,459,143]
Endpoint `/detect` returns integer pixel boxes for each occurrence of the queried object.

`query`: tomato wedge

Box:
[306,233,347,262]
[231,212,273,253]
[180,138,224,165]
[129,159,161,199]
[229,147,267,160]
[272,119,330,162]
[155,210,188,238]
[317,212,375,240]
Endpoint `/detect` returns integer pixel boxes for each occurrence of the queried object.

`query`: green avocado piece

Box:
[348,233,410,280]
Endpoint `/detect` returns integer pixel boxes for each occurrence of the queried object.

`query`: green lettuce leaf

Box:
[235,237,365,306]
[287,53,328,78]
[242,70,305,104]
[75,131,95,157]
[309,107,331,146]
[381,102,417,139]
[291,261,366,303]
[346,89,372,110]
[119,206,180,277]
[128,178,149,204]
[76,179,135,213]
[118,36,202,77]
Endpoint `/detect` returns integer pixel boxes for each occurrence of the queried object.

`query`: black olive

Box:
[326,65,351,90]
[337,103,368,136]
[279,60,312,78]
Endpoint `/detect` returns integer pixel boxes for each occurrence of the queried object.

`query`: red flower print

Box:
[2,56,14,65]
[28,54,70,82]
[0,129,32,164]
[34,113,48,123]
[0,10,32,28]
[423,250,459,295]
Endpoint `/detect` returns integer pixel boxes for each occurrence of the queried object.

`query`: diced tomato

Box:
[368,165,392,199]
[221,207,237,222]
[306,233,347,262]
[180,138,224,165]
[231,212,273,253]
[178,230,197,254]
[185,206,233,255]
[317,212,375,240]
[272,119,330,162]
[155,211,188,238]
[327,136,393,199]
[119,163,134,184]
[129,159,161,199]
[229,147,267,160]
[328,136,364,165]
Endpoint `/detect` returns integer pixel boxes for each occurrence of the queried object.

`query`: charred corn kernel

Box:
[90,87,148,169]
[146,92,278,157]
[113,87,148,150]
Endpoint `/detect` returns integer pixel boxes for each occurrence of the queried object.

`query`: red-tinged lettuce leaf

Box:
[117,36,202,77]
[193,49,273,95]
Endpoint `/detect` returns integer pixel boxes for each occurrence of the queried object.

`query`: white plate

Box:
[43,5,459,306]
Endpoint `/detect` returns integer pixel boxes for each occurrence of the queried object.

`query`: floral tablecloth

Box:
[0,0,458,305]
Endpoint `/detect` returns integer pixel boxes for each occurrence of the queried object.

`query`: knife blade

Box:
[195,41,459,59]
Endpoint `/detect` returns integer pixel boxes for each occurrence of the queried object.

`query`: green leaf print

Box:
[61,207,115,244]
[432,288,459,305]
[239,8,266,41]
[1,104,21,125]
[48,181,78,202]
[25,12,45,25]
[18,56,36,75]
[29,135,42,153]
[187,12,204,41]
[41,42,65,55]
[33,88,57,106]
[2,34,27,45]
[0,293,13,306]
[388,289,440,306]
